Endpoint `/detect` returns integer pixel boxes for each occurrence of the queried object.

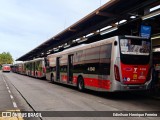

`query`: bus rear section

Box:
[2,64,11,72]
[112,36,151,91]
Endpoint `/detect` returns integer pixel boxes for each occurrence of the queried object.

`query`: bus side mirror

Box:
[114,41,118,46]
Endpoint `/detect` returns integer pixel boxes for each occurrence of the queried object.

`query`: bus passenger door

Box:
[56,57,60,81]
[68,54,74,83]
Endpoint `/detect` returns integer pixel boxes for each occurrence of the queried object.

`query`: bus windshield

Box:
[2,64,11,67]
[119,37,151,65]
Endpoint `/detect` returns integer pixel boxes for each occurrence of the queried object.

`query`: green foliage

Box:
[0,52,14,65]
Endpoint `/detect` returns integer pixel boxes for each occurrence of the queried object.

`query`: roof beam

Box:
[44,43,49,45]
[52,37,60,40]
[68,28,77,32]
[96,11,116,17]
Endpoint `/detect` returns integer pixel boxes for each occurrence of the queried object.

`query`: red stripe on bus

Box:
[84,77,110,90]
[60,75,110,90]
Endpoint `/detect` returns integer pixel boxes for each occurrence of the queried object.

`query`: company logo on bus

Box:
[133,68,138,73]
[124,67,132,71]
[123,77,131,82]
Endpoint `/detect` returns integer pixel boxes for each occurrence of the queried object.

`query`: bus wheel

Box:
[77,77,85,91]
[51,74,54,83]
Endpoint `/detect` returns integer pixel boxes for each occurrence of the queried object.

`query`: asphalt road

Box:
[0,71,160,120]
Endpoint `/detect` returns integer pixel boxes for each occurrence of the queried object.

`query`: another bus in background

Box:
[2,64,11,72]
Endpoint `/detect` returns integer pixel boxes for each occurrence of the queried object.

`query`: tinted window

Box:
[120,39,150,55]
[119,37,151,65]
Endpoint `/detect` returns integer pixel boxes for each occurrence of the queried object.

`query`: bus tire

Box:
[51,74,54,83]
[77,77,85,91]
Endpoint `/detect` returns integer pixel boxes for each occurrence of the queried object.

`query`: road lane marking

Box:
[10,95,14,99]
[8,90,11,93]
[12,102,18,108]
[1,75,24,120]
[2,76,19,109]
[1,74,43,120]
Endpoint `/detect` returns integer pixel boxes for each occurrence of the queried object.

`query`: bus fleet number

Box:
[88,67,95,72]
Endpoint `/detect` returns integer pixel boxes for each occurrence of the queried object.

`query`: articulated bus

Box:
[12,62,25,74]
[18,63,25,74]
[13,58,46,78]
[24,58,46,78]
[46,35,152,92]
[32,58,46,78]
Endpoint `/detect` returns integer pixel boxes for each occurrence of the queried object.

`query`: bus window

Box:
[119,38,151,65]
[85,46,100,74]
[99,44,112,75]
[120,39,150,55]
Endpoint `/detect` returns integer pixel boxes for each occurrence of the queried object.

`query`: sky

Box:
[0,0,110,61]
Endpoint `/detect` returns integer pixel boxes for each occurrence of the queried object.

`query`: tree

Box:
[0,52,14,65]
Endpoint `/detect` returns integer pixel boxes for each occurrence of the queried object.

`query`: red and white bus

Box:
[24,58,46,78]
[46,35,152,92]
[18,63,25,74]
[2,64,11,72]
[12,58,46,78]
